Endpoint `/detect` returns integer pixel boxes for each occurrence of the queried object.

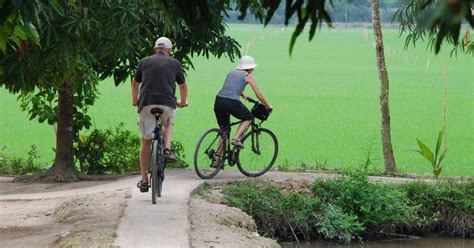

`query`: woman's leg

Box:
[233,120,252,141]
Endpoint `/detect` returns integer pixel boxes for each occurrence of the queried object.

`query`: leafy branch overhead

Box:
[237,0,333,54]
[395,0,474,54]
[236,0,473,54]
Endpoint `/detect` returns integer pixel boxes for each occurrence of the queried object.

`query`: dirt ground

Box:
[0,176,126,195]
[0,177,130,248]
[189,196,279,248]
[189,183,280,248]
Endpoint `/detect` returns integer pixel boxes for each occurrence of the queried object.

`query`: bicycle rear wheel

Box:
[156,145,164,198]
[150,140,158,204]
[194,128,224,179]
[236,128,278,177]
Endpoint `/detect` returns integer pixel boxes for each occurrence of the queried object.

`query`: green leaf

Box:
[416,139,435,166]
[435,130,443,159]
[0,37,5,52]
[438,148,448,164]
[13,25,26,40]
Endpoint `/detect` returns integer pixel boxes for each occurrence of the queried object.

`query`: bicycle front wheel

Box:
[194,128,224,179]
[236,128,278,177]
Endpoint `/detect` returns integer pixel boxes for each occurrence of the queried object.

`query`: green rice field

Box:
[1,24,473,176]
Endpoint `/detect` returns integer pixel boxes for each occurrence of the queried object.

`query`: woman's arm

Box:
[246,74,272,110]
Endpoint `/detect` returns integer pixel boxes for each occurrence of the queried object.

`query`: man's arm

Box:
[132,79,139,106]
[178,82,188,107]
[241,92,249,100]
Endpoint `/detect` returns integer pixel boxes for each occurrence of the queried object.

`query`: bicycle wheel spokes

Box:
[194,128,224,179]
[237,128,278,177]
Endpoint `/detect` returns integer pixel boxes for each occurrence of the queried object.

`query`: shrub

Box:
[312,172,418,232]
[75,123,188,175]
[315,203,364,243]
[222,174,473,243]
[223,179,364,243]
[0,145,45,176]
[398,181,474,237]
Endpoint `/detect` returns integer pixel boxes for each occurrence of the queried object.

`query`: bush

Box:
[315,203,364,243]
[74,123,188,175]
[0,145,45,176]
[397,181,474,237]
[222,172,472,243]
[223,179,364,243]
[312,172,418,232]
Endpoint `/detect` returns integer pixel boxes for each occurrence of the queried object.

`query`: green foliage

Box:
[395,0,473,54]
[223,175,473,243]
[398,181,474,237]
[312,171,418,229]
[0,145,45,176]
[74,123,188,175]
[74,124,139,175]
[223,174,415,243]
[414,130,447,178]
[315,203,364,243]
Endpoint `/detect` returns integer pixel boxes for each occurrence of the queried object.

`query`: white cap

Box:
[154,37,172,49]
[236,55,257,70]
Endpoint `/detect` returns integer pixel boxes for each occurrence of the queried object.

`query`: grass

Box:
[0,24,472,176]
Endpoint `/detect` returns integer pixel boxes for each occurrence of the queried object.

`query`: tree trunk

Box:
[371,0,396,174]
[41,80,80,181]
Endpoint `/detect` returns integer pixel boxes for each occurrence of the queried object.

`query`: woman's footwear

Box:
[137,180,149,193]
[212,153,223,168]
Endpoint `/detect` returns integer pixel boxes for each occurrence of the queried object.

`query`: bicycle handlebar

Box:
[246,97,258,104]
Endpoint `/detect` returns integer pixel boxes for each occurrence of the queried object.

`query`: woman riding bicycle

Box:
[214,55,273,149]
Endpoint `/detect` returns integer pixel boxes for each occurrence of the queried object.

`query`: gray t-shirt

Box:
[217,70,248,101]
[134,54,185,111]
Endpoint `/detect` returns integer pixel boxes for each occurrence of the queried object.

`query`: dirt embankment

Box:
[189,184,279,248]
[0,188,130,247]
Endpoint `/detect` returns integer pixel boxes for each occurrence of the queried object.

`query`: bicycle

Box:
[148,107,166,204]
[194,97,278,179]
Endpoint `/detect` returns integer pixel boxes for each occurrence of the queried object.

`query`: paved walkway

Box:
[0,169,432,247]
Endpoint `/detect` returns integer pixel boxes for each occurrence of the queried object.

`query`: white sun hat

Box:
[236,55,257,70]
[154,37,172,49]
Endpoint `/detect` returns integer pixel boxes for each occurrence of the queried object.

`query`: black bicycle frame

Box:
[149,114,164,173]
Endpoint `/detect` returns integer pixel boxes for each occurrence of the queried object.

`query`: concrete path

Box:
[0,169,432,248]
[114,171,202,248]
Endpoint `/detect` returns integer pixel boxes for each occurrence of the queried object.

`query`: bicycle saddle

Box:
[150,108,164,114]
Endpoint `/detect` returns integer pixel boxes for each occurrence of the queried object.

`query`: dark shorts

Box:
[214,96,254,129]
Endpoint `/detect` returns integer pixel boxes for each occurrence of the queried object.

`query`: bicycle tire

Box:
[194,128,224,179]
[156,143,164,198]
[150,140,158,204]
[236,128,278,177]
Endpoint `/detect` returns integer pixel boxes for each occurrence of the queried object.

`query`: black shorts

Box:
[214,96,254,129]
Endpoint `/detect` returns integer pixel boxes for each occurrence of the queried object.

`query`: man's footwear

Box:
[137,180,149,193]
[163,149,177,163]
[231,139,244,149]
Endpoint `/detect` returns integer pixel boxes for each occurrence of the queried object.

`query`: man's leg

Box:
[162,119,178,162]
[162,121,173,150]
[140,138,152,183]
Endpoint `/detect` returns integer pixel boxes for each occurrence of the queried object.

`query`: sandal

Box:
[137,180,149,193]
[231,139,244,148]
[212,153,223,168]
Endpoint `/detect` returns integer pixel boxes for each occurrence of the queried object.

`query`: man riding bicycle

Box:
[213,55,272,164]
[132,37,188,192]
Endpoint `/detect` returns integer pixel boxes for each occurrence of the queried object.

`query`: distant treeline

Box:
[225,0,409,24]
